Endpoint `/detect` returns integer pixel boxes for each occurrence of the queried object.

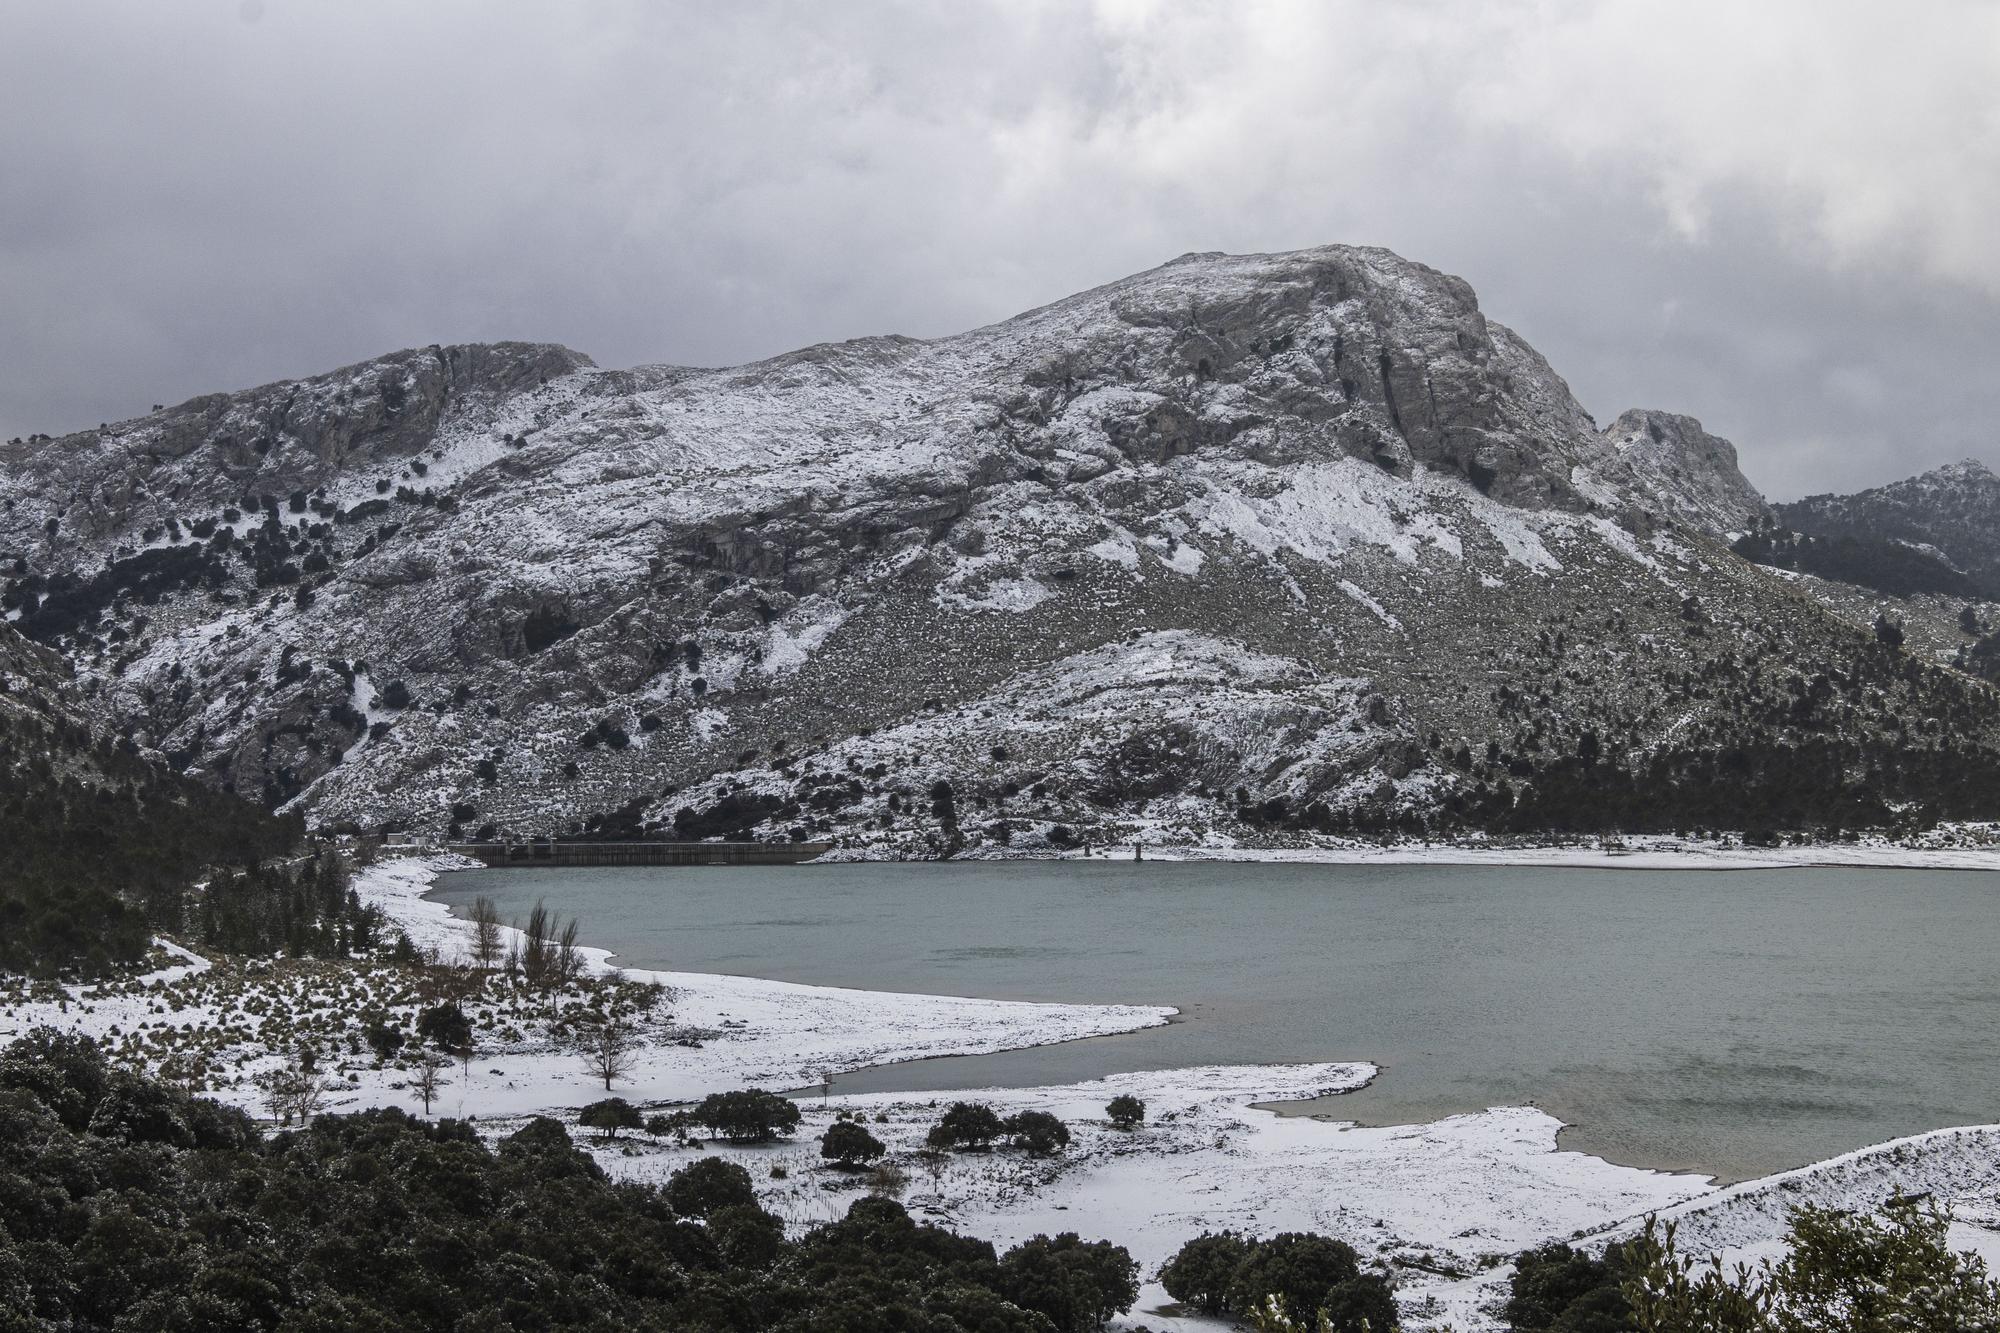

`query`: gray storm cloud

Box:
[2,0,1994,498]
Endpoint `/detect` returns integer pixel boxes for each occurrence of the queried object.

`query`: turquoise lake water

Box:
[432,859,2000,1181]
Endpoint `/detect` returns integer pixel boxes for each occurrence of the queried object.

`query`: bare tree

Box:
[520,902,552,988]
[412,1050,451,1116]
[867,1160,908,1199]
[515,900,585,996]
[254,1055,329,1127]
[553,918,584,985]
[470,895,503,968]
[574,1014,636,1090]
[918,1147,951,1209]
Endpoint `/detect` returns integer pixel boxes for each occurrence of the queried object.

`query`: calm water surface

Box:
[431,861,2000,1181]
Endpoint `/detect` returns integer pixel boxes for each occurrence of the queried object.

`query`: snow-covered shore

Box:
[341,856,1178,1114]
[925,826,2000,872]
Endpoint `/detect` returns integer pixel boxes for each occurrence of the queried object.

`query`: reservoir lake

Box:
[431,859,2000,1182]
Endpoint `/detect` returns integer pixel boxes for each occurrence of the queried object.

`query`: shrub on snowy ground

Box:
[1615,1202,2000,1333]
[578,1097,643,1140]
[996,1232,1140,1333]
[1160,1230,1254,1315]
[1313,1276,1402,1333]
[1003,1109,1070,1157]
[416,1002,471,1052]
[362,1016,405,1064]
[926,1100,1006,1152]
[821,1118,885,1168]
[1104,1094,1145,1129]
[1503,1239,1638,1330]
[664,1156,756,1217]
[866,1159,908,1198]
[692,1088,801,1142]
[1229,1232,1364,1327]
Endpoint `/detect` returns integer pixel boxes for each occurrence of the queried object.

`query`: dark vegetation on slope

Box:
[0,1031,1142,1332]
[1732,518,1977,600]
[1955,605,2000,688]
[552,618,2000,850]
[0,632,369,978]
[0,713,317,977]
[1776,460,2000,601]
[1,488,438,648]
[1244,621,2000,843]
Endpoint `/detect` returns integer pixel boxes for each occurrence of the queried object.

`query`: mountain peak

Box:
[1926,457,1997,483]
[1598,408,1770,535]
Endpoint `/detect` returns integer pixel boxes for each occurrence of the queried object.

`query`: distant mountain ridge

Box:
[5,243,1999,850]
[1775,459,2000,599]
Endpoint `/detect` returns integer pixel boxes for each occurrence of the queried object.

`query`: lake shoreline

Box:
[815,829,2000,872]
[433,854,2000,1184]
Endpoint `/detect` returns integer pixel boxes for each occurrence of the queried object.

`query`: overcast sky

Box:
[3,1,1996,499]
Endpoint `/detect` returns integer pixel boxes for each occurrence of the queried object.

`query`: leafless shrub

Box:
[254,1054,330,1127]
[574,1013,636,1090]
[866,1160,908,1198]
[411,1049,450,1116]
[470,896,503,967]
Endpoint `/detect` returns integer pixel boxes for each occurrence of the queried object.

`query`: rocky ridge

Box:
[4,244,1998,850]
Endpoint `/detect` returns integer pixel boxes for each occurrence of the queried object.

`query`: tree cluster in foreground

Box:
[0,1030,1140,1332]
[1497,1208,2000,1333]
[1159,1230,1397,1330]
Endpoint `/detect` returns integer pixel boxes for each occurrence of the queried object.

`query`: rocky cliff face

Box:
[4,244,1995,850]
[1599,410,1772,536]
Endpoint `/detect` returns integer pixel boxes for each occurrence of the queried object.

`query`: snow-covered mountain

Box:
[5,244,1998,850]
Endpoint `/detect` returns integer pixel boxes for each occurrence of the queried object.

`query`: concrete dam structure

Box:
[445,840,833,868]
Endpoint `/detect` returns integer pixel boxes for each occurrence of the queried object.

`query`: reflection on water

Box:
[432,859,2000,1181]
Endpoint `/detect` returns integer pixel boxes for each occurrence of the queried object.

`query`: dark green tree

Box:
[1004,1110,1070,1157]
[821,1118,886,1168]
[1229,1232,1363,1326]
[691,1089,801,1142]
[1159,1231,1252,1315]
[577,1097,643,1140]
[926,1101,1007,1152]
[416,1003,472,1052]
[664,1156,757,1217]
[996,1232,1139,1332]
[1104,1094,1145,1130]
